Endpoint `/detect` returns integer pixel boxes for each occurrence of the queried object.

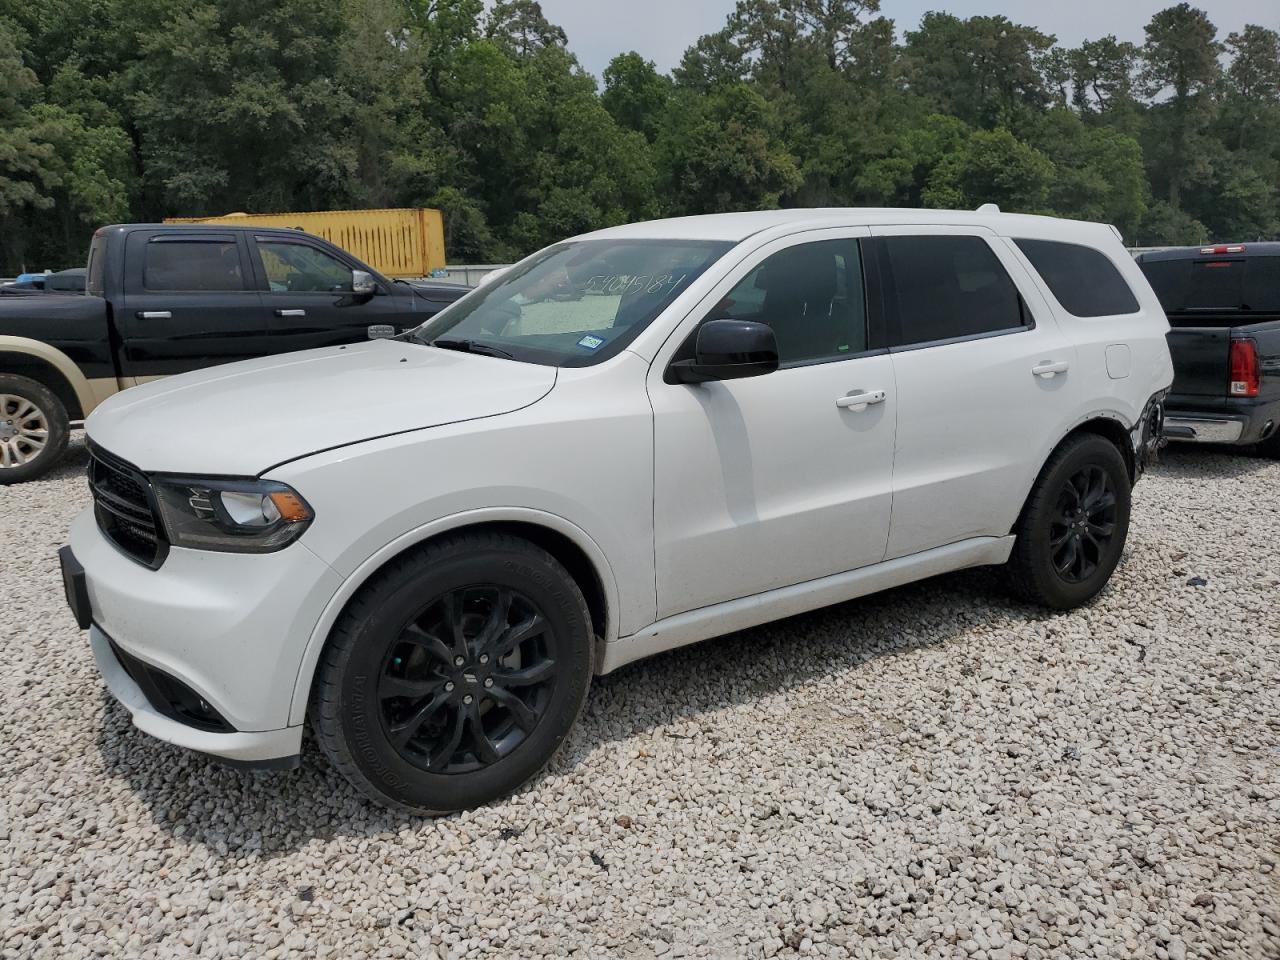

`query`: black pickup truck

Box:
[0,223,469,482]
[1135,244,1280,457]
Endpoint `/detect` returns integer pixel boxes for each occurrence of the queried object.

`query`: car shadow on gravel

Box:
[94,563,1043,854]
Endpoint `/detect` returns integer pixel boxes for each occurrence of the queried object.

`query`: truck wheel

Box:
[0,374,70,485]
[1007,433,1132,610]
[311,532,594,814]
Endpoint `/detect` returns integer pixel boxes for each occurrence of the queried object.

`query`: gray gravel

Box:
[2,435,1278,959]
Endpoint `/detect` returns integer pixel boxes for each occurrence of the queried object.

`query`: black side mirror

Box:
[668,319,780,384]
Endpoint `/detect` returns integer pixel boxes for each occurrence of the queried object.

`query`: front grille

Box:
[88,443,168,568]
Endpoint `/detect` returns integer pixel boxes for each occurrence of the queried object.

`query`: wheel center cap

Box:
[462,671,479,684]
[0,423,15,440]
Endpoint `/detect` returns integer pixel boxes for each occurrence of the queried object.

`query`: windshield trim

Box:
[407,238,736,368]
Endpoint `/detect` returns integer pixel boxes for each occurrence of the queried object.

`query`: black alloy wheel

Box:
[1048,465,1118,584]
[378,586,557,774]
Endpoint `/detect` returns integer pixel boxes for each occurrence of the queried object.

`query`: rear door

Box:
[247,234,418,350]
[869,226,1079,560]
[118,232,266,377]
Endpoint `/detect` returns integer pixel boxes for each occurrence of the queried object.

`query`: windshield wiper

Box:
[431,338,515,360]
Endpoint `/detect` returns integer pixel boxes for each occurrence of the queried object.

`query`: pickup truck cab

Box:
[0,224,467,482]
[1136,244,1280,456]
[61,208,1172,813]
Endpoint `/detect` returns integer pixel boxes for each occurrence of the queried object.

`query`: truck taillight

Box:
[1229,338,1259,398]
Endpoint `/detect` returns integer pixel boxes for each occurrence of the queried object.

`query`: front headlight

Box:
[153,477,314,553]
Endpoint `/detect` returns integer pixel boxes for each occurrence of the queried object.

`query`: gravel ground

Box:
[2,435,1278,960]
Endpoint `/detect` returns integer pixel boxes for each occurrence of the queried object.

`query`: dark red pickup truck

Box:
[1136,244,1280,457]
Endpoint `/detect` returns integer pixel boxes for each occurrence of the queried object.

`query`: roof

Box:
[1135,242,1280,262]
[574,208,1119,244]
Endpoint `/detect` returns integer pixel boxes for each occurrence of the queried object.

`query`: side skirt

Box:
[597,535,1016,674]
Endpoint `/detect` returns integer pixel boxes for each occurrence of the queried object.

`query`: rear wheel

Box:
[1008,433,1132,609]
[311,532,594,814]
[0,374,69,485]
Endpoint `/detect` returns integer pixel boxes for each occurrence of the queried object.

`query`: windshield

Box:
[411,238,734,366]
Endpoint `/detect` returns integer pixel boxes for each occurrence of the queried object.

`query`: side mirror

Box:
[352,269,377,296]
[668,319,780,384]
[367,324,396,340]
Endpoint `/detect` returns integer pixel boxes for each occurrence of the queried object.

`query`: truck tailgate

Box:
[1166,327,1230,397]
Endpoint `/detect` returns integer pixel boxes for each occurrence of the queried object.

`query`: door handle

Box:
[137,311,171,320]
[1032,360,1070,379]
[275,308,306,318]
[836,390,887,412]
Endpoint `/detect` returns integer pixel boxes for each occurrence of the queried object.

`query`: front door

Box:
[248,235,417,351]
[868,226,1080,559]
[649,229,898,619]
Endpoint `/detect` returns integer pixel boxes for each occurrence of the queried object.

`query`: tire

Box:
[1007,433,1132,610]
[311,532,595,814]
[0,374,70,485]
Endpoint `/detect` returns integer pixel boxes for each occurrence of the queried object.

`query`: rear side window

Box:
[143,239,245,292]
[1015,239,1139,317]
[880,236,1026,347]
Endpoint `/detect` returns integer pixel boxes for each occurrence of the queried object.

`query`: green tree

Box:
[602,53,673,143]
[1140,3,1221,207]
[922,127,1054,212]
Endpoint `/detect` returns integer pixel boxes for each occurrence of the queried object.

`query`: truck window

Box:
[87,235,106,296]
[256,241,353,293]
[880,236,1027,348]
[1139,257,1250,313]
[1014,239,1139,317]
[144,240,245,292]
[1243,257,1280,313]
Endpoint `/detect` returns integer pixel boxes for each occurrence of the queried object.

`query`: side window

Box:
[257,241,354,293]
[881,236,1026,348]
[143,240,246,292]
[1016,239,1140,317]
[707,238,868,364]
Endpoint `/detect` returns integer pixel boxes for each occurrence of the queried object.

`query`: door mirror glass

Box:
[668,319,779,384]
[367,324,396,340]
[352,270,377,296]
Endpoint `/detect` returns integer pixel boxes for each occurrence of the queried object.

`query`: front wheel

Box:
[311,532,594,814]
[0,374,70,484]
[1007,433,1132,610]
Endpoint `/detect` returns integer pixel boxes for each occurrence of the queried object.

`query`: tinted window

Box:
[258,240,354,293]
[414,239,732,367]
[882,236,1026,347]
[1138,257,1261,312]
[86,235,106,297]
[1015,239,1139,317]
[1244,257,1280,312]
[143,240,245,291]
[706,239,868,363]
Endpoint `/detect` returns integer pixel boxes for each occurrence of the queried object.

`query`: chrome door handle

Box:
[836,390,887,411]
[137,311,171,320]
[1032,360,1070,379]
[275,308,306,318]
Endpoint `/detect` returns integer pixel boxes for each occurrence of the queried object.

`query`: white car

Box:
[60,208,1173,813]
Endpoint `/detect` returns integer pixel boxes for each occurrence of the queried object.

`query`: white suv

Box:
[60,209,1173,813]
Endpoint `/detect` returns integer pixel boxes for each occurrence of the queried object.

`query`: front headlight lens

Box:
[153,477,314,553]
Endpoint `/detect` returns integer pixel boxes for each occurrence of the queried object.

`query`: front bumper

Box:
[66,508,343,763]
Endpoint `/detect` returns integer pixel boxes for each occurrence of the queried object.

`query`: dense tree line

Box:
[2,0,1278,272]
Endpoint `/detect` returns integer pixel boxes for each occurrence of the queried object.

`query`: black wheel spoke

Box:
[402,624,454,665]
[491,614,547,659]
[380,675,442,700]
[389,690,450,748]
[427,707,467,771]
[1087,491,1117,515]
[1049,527,1073,550]
[378,584,558,775]
[468,711,502,764]
[488,686,538,732]
[494,658,556,688]
[1055,537,1078,575]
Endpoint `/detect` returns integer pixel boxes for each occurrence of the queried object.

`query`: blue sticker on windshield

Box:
[577,335,605,350]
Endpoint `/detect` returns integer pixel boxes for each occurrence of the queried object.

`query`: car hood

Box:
[85,340,557,475]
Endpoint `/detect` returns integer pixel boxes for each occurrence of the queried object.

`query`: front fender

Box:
[0,335,105,417]
[284,506,621,726]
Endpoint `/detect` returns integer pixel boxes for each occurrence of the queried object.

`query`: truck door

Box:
[247,235,418,350]
[118,232,266,377]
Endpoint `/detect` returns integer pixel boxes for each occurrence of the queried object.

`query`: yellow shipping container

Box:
[164,208,446,279]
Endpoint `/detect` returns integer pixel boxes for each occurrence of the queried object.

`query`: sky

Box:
[532,0,1280,79]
